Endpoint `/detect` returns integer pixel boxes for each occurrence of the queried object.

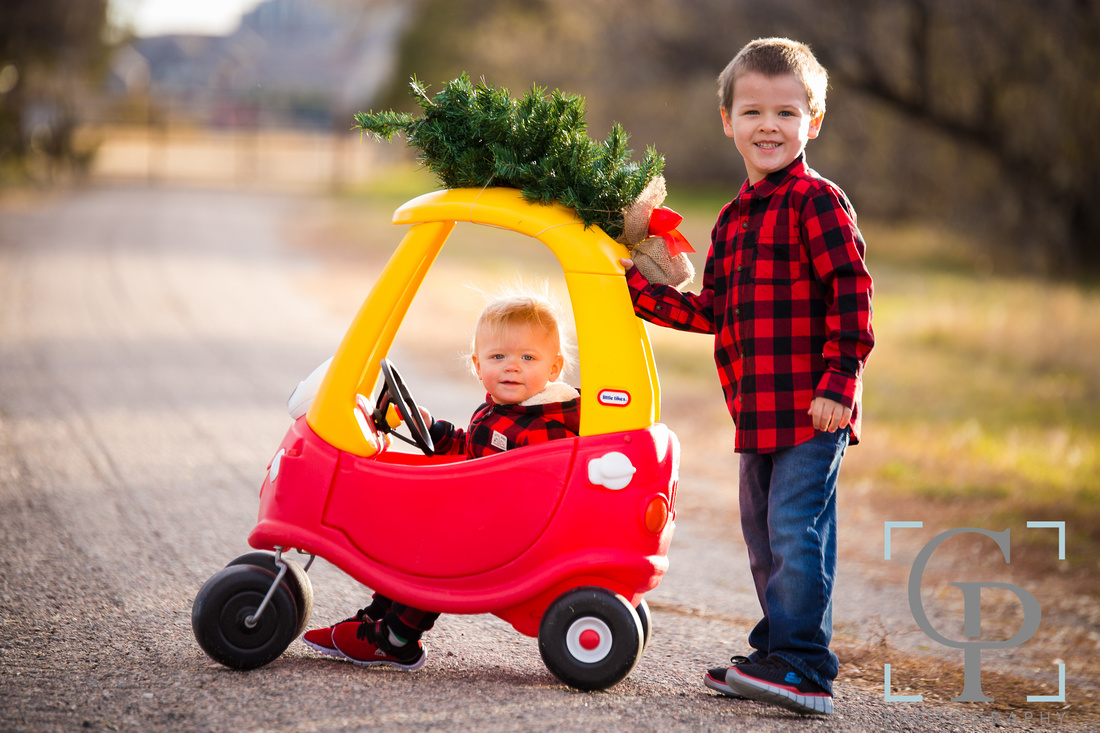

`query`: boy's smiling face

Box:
[721,71,823,185]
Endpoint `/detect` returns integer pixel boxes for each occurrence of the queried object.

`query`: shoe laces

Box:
[355,619,381,643]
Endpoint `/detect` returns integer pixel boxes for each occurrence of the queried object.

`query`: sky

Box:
[111,0,266,37]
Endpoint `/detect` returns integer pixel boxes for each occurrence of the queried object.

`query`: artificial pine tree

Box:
[354,75,694,287]
[354,75,664,242]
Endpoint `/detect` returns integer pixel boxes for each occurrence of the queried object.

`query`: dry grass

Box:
[834,632,1099,722]
[851,222,1100,578]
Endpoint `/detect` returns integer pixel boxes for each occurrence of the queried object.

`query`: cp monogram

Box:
[907,528,1042,702]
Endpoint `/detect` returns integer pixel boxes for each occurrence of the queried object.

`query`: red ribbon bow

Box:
[647,206,695,257]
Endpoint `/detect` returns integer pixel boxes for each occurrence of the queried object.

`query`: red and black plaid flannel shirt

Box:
[431,393,580,458]
[626,155,874,454]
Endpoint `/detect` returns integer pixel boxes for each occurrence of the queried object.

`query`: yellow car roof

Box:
[308,187,661,457]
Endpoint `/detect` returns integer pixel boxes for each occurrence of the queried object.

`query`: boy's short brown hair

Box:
[717,37,828,119]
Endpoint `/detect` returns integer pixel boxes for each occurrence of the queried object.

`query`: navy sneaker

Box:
[723,656,833,715]
[704,655,752,698]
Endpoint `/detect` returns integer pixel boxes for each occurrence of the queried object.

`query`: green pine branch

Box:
[353,74,664,241]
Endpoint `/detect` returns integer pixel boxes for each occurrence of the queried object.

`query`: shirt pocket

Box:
[751,226,802,284]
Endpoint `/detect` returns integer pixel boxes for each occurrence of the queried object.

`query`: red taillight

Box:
[644,495,669,534]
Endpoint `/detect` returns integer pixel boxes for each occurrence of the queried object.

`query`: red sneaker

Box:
[331,619,425,671]
[301,607,376,658]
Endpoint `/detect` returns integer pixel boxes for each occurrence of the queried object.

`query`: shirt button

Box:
[736,265,743,272]
[741,221,748,229]
[734,307,740,316]
[655,304,663,311]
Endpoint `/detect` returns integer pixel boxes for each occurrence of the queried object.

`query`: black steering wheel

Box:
[372,359,435,456]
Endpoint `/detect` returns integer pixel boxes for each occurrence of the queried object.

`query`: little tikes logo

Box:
[883,522,1066,704]
[598,389,631,407]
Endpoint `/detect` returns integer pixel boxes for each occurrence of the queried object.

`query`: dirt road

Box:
[0,186,1084,731]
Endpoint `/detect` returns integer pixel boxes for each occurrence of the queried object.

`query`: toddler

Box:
[302,289,580,669]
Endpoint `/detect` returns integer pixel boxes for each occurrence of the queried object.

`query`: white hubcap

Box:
[565,617,613,663]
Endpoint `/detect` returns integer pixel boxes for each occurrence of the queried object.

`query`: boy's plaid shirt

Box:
[431,394,580,458]
[626,155,874,454]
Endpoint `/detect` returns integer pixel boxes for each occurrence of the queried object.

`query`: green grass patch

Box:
[859,252,1100,560]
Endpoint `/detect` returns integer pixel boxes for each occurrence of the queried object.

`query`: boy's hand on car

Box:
[808,397,852,433]
[619,258,634,270]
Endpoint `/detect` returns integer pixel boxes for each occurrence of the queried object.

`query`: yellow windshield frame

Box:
[307,187,661,457]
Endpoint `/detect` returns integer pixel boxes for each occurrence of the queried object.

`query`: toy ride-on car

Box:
[191,187,680,691]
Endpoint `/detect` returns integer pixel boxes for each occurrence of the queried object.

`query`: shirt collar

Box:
[742,153,807,199]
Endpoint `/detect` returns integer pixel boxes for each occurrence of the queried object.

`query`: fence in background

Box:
[81,125,392,191]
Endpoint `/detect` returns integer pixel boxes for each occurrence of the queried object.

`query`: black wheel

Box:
[192,564,298,670]
[373,359,434,455]
[538,586,645,691]
[225,551,313,639]
[635,598,652,651]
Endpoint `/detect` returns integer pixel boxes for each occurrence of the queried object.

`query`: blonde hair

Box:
[717,37,828,119]
[470,286,574,377]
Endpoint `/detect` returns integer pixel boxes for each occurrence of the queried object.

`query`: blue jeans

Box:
[739,428,849,693]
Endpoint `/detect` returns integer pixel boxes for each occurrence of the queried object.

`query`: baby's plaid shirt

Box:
[431,393,580,458]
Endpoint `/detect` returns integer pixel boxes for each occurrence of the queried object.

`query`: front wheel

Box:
[538,587,644,691]
[225,551,313,639]
[192,564,299,670]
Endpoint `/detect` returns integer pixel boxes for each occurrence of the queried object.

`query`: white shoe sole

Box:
[724,668,833,715]
[339,649,426,671]
[703,670,745,698]
[302,636,347,659]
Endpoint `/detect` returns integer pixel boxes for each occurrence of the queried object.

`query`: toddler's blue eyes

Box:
[486,353,537,361]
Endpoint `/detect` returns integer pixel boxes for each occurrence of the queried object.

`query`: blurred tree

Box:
[377,0,740,193]
[756,0,1100,273]
[0,0,111,180]
[376,0,1100,274]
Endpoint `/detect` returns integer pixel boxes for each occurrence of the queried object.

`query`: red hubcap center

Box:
[578,629,601,650]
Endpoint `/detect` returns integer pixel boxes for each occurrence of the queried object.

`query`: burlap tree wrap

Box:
[616,175,695,290]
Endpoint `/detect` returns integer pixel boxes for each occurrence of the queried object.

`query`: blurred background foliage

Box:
[0,0,111,178]
[381,0,1100,276]
[2,0,1098,275]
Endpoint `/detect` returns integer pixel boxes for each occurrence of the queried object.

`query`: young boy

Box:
[302,290,580,670]
[621,38,874,715]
